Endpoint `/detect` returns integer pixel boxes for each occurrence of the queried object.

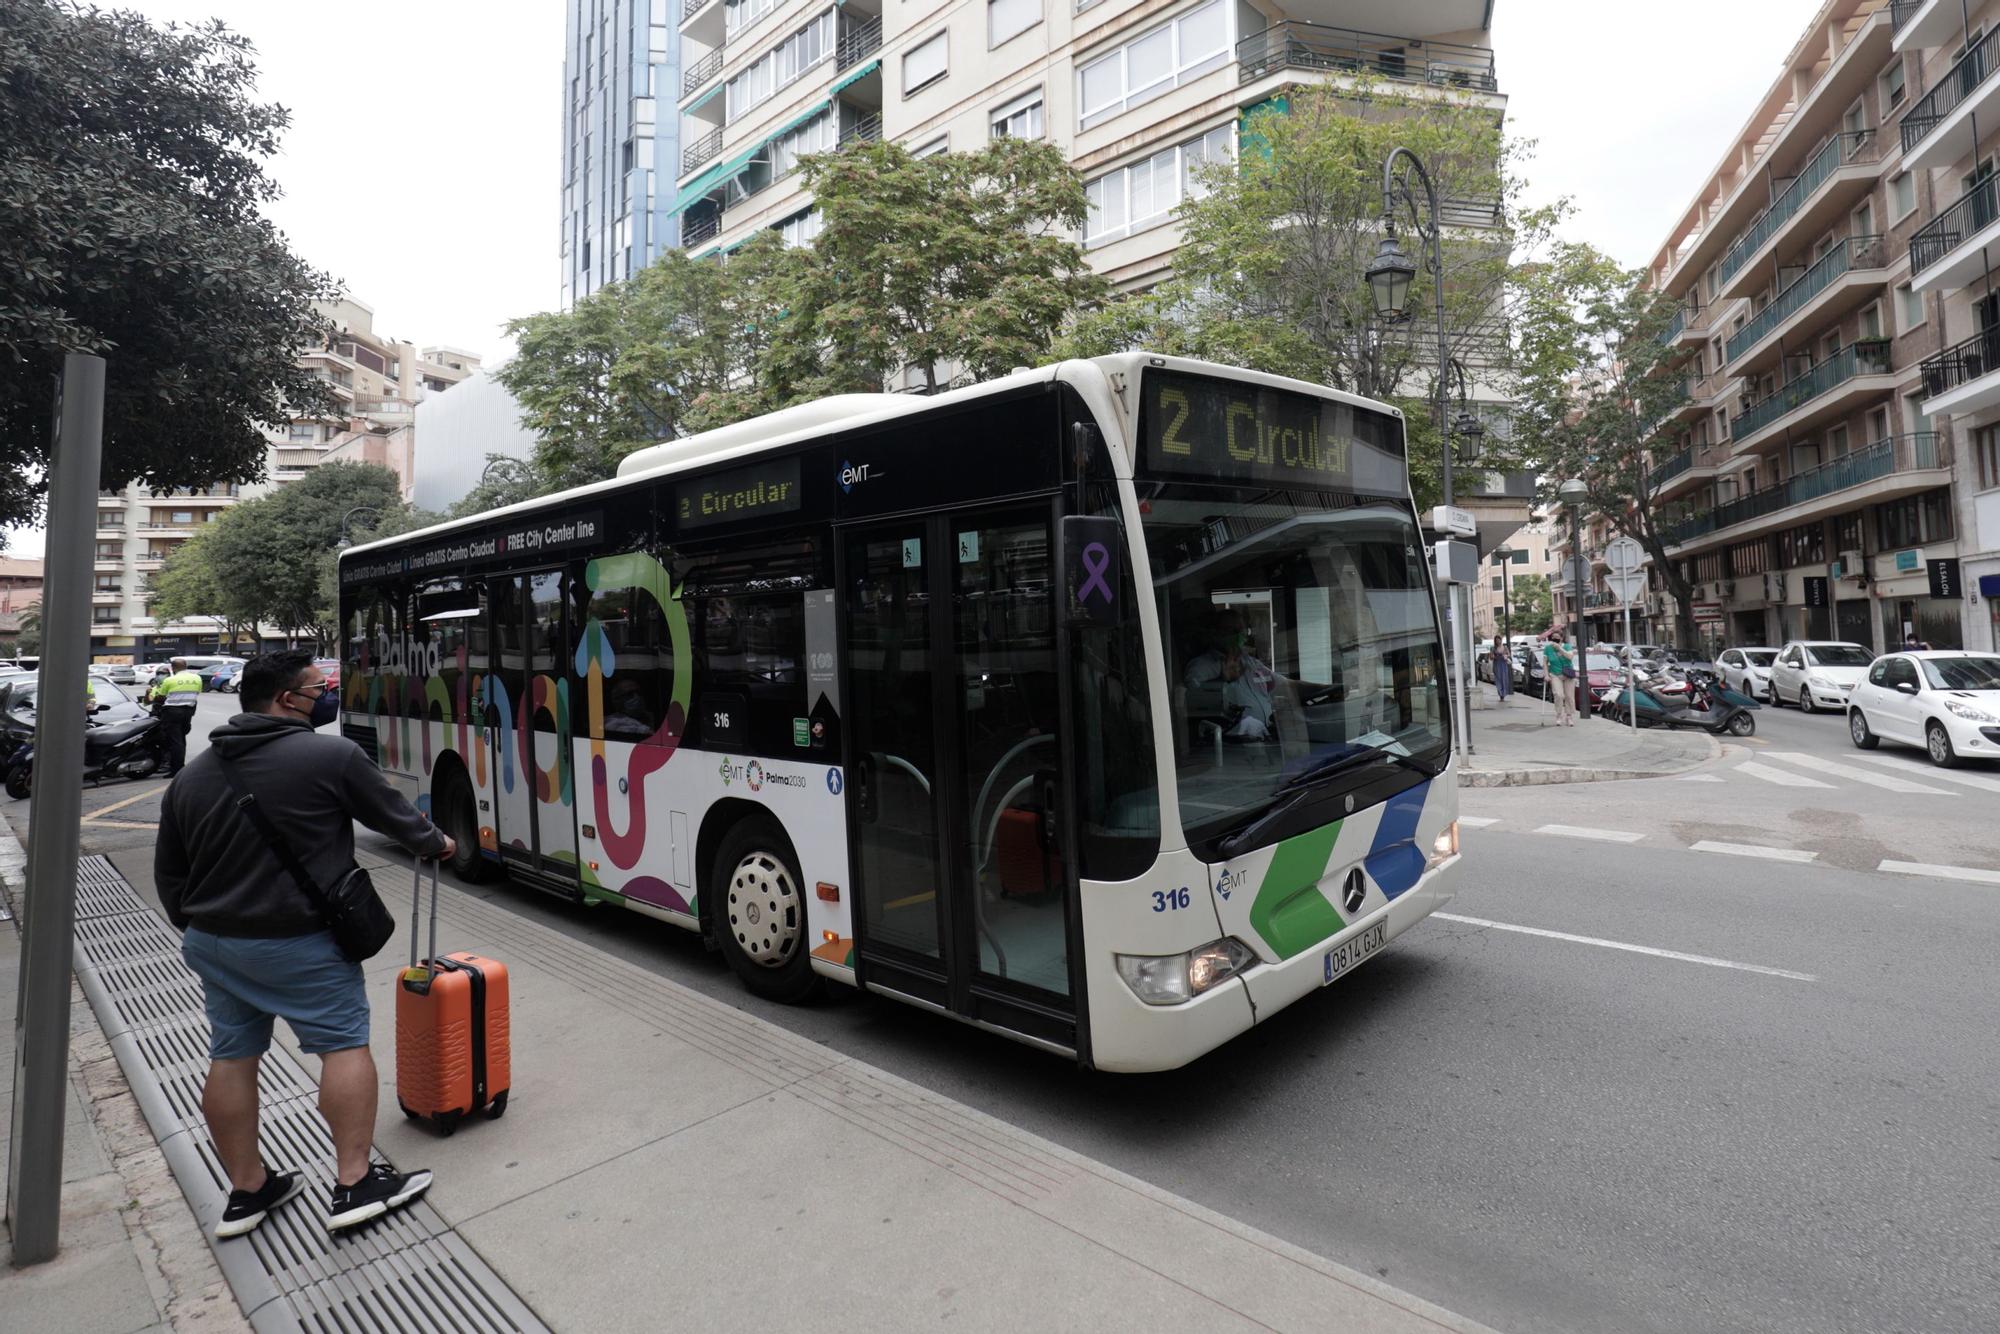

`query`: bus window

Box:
[1070,486,1159,880]
[682,541,820,758]
[586,576,675,743]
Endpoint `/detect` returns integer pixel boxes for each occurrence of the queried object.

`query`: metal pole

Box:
[8,353,106,1265]
[1571,504,1588,723]
[1623,600,1636,738]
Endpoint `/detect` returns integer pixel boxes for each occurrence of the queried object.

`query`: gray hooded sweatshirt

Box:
[155,712,446,936]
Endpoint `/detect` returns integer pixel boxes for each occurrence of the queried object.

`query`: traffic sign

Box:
[1692,602,1724,623]
[1558,557,1586,588]
[1605,571,1646,603]
[1604,536,1646,575]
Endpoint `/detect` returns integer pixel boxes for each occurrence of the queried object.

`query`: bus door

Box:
[484,570,581,881]
[841,504,1082,1056]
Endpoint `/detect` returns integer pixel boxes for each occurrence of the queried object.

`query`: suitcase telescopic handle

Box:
[409,851,441,982]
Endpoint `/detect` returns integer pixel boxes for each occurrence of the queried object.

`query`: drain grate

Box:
[65,857,549,1333]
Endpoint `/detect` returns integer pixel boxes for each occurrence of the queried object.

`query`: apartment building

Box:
[668,0,1502,289]
[564,0,684,306]
[1473,522,1559,641]
[1885,0,2000,651]
[1635,0,1987,657]
[90,298,482,661]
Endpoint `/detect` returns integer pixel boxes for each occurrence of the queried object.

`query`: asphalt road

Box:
[42,691,2000,1334]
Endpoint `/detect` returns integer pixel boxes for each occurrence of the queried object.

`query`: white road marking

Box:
[1458,816,1500,828]
[1690,840,1817,863]
[1734,761,1835,789]
[1674,773,1725,782]
[1433,913,1817,982]
[1878,860,2000,886]
[1533,824,1645,844]
[1851,755,2000,793]
[1760,752,1957,796]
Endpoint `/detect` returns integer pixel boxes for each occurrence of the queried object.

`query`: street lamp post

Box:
[1367,146,1480,762]
[337,505,384,549]
[1560,478,1589,723]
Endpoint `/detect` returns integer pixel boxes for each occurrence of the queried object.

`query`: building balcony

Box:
[836,14,881,71]
[1909,175,2000,294]
[1918,325,2000,416]
[1900,26,2000,172]
[680,0,720,41]
[1725,234,1891,375]
[93,558,123,572]
[1730,338,1894,450]
[1664,433,1947,552]
[682,212,720,248]
[1717,131,1882,297]
[1893,0,1958,53]
[682,46,722,100]
[1583,590,1643,610]
[682,127,723,177]
[1234,23,1497,93]
[837,110,881,146]
[1660,301,1716,347]
[92,590,122,603]
[1648,440,1730,500]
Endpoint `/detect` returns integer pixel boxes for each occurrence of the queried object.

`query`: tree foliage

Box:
[0,0,341,530]
[1513,254,1700,644]
[493,138,1104,492]
[1056,82,1583,509]
[1497,572,1552,634]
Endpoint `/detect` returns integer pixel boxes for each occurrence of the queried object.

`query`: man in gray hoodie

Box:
[156,651,456,1237]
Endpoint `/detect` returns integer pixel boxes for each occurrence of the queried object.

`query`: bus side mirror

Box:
[1060,515,1123,628]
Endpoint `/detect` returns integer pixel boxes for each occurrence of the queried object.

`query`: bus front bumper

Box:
[1085,855,1459,1074]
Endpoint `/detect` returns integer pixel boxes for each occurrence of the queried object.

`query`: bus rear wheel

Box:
[713,817,820,1004]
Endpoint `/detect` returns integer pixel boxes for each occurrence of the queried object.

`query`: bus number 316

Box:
[1151,886,1193,912]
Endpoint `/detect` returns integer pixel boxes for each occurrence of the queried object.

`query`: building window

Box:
[910,134,949,158]
[725,11,834,123]
[1774,522,1826,568]
[725,0,775,37]
[903,30,948,95]
[1975,423,2000,490]
[1858,301,1882,340]
[1895,283,1924,332]
[774,208,823,248]
[1083,123,1235,245]
[288,423,317,443]
[1876,489,1954,548]
[990,90,1044,140]
[1890,171,1916,220]
[1906,390,1932,436]
[989,0,1039,48]
[1077,0,1231,130]
[1883,59,1906,110]
[92,608,120,626]
[766,108,835,182]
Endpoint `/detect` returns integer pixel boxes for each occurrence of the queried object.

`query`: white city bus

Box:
[338,354,1460,1071]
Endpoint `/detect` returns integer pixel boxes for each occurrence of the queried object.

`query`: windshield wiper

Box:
[1215,746,1432,860]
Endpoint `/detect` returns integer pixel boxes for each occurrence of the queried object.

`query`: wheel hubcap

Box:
[1930,730,1947,761]
[726,850,801,968]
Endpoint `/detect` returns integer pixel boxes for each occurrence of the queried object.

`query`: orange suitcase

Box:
[395,857,510,1135]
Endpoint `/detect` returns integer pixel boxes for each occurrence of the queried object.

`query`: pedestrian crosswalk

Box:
[1663,749,2000,796]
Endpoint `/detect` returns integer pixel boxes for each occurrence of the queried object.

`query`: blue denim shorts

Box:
[181,928,369,1060]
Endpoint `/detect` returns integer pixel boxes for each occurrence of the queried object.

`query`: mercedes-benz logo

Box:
[1342,867,1367,916]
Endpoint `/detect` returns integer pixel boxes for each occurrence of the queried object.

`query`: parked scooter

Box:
[1600,665,1759,736]
[3,712,173,799]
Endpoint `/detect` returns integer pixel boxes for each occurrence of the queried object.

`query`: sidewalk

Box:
[5,816,1503,1333]
[1460,682,1718,786]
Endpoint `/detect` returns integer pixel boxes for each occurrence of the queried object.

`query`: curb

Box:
[1463,733,1722,787]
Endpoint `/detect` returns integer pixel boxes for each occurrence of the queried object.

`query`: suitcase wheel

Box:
[399,1099,419,1120]
[436,1109,463,1138]
[485,1091,509,1120]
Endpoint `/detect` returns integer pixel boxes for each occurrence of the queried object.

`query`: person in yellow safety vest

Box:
[148,658,205,775]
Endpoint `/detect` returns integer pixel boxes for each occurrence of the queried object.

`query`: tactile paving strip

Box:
[65,855,549,1333]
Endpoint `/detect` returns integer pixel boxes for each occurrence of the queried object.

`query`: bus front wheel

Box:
[438,771,498,884]
[713,817,820,1004]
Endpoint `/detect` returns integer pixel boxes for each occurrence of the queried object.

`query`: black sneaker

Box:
[216,1167,304,1239]
[327,1163,434,1232]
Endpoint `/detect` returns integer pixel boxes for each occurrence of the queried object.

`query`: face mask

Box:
[293,687,340,728]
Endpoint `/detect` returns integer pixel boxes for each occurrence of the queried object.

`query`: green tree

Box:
[11,607,40,657]
[0,1,342,531]
[311,500,441,633]
[1513,257,1701,645]
[1057,82,1577,508]
[149,522,261,650]
[198,464,406,650]
[770,138,1106,396]
[1499,573,1552,634]
[443,456,544,521]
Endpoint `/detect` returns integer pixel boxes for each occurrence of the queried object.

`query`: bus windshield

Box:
[1145,485,1448,848]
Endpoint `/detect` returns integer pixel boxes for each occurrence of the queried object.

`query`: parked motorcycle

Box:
[4,712,173,799]
[1599,666,1759,737]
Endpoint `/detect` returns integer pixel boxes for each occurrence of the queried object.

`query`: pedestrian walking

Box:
[1544,632,1577,726]
[155,651,454,1238]
[145,656,204,775]
[1491,641,1512,704]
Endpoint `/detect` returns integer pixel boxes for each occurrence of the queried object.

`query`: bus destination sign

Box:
[1139,370,1405,495]
[676,456,802,531]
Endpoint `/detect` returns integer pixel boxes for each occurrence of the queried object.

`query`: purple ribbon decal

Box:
[1079,542,1114,604]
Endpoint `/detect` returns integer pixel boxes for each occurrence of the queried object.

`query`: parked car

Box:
[1584,652,1621,695]
[93,662,138,685]
[213,661,245,694]
[1,677,148,728]
[1848,651,2000,767]
[314,658,342,691]
[1769,640,1875,713]
[186,656,246,690]
[1716,647,1779,701]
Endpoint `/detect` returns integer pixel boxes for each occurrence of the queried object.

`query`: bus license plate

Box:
[1322,923,1387,986]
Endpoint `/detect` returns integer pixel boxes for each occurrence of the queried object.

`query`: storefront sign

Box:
[1692,602,1724,623]
[1803,576,1828,608]
[1928,558,1961,600]
[1895,548,1921,573]
[1979,573,2000,598]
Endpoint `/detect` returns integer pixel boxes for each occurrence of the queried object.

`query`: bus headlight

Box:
[1428,820,1460,868]
[1115,938,1256,1006]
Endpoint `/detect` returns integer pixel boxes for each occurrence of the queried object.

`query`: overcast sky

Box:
[14,0,1824,556]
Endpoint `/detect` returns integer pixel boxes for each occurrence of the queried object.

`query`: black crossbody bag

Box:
[215,758,396,962]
